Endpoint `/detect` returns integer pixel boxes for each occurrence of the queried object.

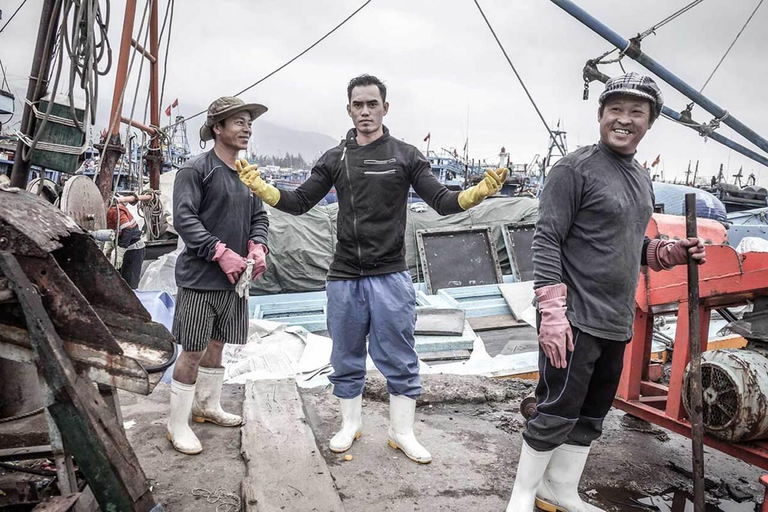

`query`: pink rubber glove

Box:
[247,241,268,281]
[536,283,574,369]
[212,242,247,284]
[647,238,706,271]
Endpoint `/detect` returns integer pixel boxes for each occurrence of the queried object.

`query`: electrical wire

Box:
[699,0,764,93]
[165,0,374,131]
[472,0,565,156]
[0,0,29,35]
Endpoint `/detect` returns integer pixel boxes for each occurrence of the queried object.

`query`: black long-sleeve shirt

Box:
[275,127,464,279]
[173,150,269,290]
[532,143,654,341]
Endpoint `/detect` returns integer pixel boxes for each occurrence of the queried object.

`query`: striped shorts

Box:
[172,288,249,352]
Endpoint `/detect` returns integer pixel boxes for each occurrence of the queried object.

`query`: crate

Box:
[29,94,86,173]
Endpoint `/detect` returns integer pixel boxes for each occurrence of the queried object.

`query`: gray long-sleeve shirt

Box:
[173,150,269,290]
[532,142,654,341]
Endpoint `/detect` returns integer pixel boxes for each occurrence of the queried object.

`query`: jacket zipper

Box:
[342,147,364,274]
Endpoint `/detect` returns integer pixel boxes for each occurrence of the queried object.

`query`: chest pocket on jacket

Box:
[364,169,397,175]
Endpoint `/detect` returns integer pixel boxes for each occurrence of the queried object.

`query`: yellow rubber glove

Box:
[236,158,281,207]
[457,167,508,210]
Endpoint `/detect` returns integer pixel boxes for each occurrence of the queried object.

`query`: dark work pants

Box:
[120,247,145,289]
[522,324,628,452]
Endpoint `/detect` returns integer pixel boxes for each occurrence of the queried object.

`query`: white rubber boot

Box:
[387,394,431,464]
[506,440,554,511]
[535,444,604,512]
[329,395,363,453]
[191,366,242,427]
[167,380,203,455]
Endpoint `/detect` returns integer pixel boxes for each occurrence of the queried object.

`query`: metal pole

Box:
[551,0,768,156]
[685,193,706,512]
[662,106,768,168]
[146,0,161,191]
[9,0,62,188]
[96,0,137,205]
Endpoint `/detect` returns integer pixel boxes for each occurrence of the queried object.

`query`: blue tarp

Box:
[652,182,727,222]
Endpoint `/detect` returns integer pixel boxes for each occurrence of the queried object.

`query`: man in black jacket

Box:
[240,74,506,464]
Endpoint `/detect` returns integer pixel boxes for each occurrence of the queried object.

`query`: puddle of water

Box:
[589,486,758,512]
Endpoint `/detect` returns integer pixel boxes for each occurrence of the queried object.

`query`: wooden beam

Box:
[241,379,345,511]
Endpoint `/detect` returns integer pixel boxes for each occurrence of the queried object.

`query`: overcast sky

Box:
[2,0,767,183]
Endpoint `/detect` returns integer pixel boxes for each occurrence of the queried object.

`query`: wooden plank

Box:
[468,314,521,331]
[420,350,472,362]
[241,379,344,512]
[0,445,53,462]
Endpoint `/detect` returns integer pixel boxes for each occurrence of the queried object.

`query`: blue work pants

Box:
[325,271,421,399]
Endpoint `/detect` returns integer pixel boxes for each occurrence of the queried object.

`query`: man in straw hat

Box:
[506,72,706,511]
[239,74,508,465]
[166,96,270,455]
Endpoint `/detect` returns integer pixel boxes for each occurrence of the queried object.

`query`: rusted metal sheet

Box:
[0,188,173,394]
[15,254,122,353]
[59,175,107,231]
[0,190,81,257]
[53,233,152,321]
[0,324,150,395]
[0,251,158,511]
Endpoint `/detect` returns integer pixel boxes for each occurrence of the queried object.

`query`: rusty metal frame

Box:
[501,222,535,282]
[615,241,768,470]
[416,225,503,295]
[97,0,162,205]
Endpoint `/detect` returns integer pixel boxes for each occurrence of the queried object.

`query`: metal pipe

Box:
[552,0,768,156]
[120,116,156,135]
[147,0,161,191]
[129,39,156,63]
[97,0,137,206]
[105,0,137,139]
[9,0,63,188]
[685,193,706,512]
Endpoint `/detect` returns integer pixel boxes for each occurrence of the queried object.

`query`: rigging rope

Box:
[699,0,764,93]
[165,0,374,131]
[636,0,705,41]
[472,0,565,156]
[0,0,29,35]
[590,0,705,67]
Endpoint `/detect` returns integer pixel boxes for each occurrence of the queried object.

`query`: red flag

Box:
[423,132,431,142]
[651,154,661,167]
[165,98,179,116]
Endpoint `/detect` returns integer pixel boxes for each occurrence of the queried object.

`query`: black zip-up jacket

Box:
[275,126,464,279]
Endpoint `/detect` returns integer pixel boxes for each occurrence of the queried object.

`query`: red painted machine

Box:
[614,213,768,508]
